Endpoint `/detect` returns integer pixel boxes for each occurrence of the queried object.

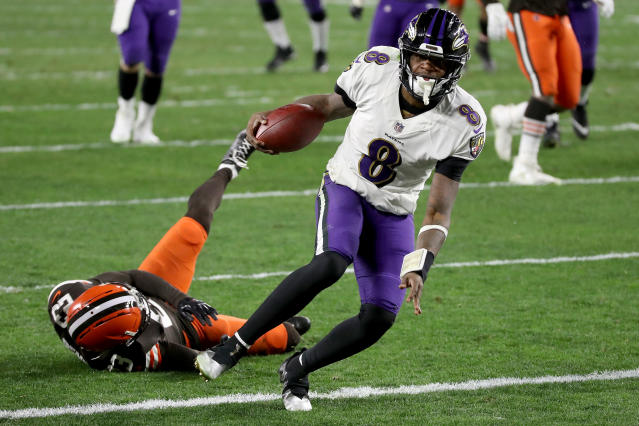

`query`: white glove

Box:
[594,0,614,18]
[486,3,509,41]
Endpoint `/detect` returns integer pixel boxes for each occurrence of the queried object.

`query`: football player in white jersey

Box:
[195,9,486,411]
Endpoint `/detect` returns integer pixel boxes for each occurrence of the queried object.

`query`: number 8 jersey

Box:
[327,46,487,216]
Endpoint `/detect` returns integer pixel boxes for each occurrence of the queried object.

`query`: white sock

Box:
[518,117,545,162]
[308,19,329,52]
[264,19,291,48]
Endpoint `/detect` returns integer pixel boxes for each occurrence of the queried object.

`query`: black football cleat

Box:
[286,316,311,336]
[279,350,312,411]
[266,46,296,72]
[314,50,329,73]
[475,40,495,73]
[542,119,561,149]
[218,130,255,179]
[195,337,247,380]
[571,104,589,140]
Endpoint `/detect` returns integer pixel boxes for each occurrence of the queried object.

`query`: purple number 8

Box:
[363,50,390,65]
[458,104,481,126]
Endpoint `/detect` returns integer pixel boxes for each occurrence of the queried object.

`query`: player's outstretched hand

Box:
[246,111,279,155]
[399,272,423,315]
[349,5,363,20]
[178,297,218,326]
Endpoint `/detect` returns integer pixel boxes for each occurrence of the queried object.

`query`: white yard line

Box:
[1,367,637,419]
[1,122,638,153]
[1,251,637,294]
[1,175,638,212]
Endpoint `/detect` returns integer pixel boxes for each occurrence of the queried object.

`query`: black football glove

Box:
[349,5,363,20]
[177,297,218,326]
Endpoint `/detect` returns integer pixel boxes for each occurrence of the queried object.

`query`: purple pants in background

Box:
[118,0,181,74]
[315,174,415,314]
[568,0,599,71]
[368,0,438,48]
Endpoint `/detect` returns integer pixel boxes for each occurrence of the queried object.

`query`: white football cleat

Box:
[490,103,525,162]
[133,101,160,144]
[282,389,312,412]
[195,350,229,380]
[509,156,562,185]
[110,97,136,143]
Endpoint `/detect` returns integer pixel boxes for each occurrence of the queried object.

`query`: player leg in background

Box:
[474,1,495,72]
[259,0,296,72]
[499,11,571,185]
[303,0,330,72]
[110,2,148,144]
[132,0,181,144]
[138,130,255,292]
[567,0,598,140]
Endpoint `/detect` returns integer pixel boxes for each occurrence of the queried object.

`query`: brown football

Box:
[255,103,325,153]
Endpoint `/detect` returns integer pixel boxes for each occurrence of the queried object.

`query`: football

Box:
[255,103,325,153]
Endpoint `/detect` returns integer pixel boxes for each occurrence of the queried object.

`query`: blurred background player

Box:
[258,0,330,72]
[485,0,582,185]
[543,0,615,147]
[47,133,311,372]
[445,0,496,72]
[348,0,439,49]
[110,0,181,144]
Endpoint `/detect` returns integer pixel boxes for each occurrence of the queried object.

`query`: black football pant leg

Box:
[238,251,349,344]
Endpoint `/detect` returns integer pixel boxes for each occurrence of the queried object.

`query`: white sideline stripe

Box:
[1,176,638,212]
[1,367,638,419]
[195,251,639,282]
[0,96,273,113]
[1,122,638,154]
[0,135,344,154]
[2,251,637,294]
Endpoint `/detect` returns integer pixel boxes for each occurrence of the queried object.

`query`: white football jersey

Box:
[326,47,487,215]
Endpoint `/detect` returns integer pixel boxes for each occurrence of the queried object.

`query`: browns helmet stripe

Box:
[67,294,140,339]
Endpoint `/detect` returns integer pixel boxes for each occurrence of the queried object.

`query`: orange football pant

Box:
[138,216,289,354]
[507,10,582,109]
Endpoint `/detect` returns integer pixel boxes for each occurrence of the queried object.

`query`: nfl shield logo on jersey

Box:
[469,133,485,158]
[393,121,405,133]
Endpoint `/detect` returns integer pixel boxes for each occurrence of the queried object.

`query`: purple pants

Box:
[257,0,324,16]
[315,174,414,314]
[118,0,181,74]
[568,0,599,70]
[368,0,438,48]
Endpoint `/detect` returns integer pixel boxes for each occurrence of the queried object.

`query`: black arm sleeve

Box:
[91,270,186,307]
[435,156,470,182]
[334,83,357,110]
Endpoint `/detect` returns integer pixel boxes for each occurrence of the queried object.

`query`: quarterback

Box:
[195,9,486,411]
[47,134,310,372]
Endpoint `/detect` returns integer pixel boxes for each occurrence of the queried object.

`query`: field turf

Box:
[1,0,638,423]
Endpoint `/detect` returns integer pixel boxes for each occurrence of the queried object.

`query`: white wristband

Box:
[400,248,428,278]
[418,224,448,239]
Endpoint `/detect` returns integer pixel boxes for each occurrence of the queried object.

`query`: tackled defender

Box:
[47,133,310,372]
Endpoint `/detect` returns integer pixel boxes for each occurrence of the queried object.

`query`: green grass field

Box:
[1,0,639,423]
